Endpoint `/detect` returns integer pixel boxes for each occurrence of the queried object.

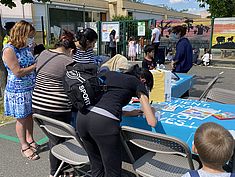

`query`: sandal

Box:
[21,146,40,160]
[28,141,40,152]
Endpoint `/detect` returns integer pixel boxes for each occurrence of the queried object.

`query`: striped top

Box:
[32,50,72,113]
[73,47,95,64]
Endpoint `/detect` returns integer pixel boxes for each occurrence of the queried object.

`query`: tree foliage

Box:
[196,0,235,17]
[0,0,50,8]
[112,15,133,21]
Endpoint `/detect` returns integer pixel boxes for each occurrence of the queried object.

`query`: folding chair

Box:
[188,71,223,101]
[205,87,235,105]
[33,114,90,177]
[121,126,200,177]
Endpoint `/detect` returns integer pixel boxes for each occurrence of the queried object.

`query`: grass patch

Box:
[0,100,14,125]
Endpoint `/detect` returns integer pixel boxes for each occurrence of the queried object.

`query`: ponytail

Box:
[76,28,98,49]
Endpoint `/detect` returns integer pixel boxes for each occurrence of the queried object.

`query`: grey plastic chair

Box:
[121,126,200,177]
[205,87,235,105]
[188,71,224,101]
[33,114,90,177]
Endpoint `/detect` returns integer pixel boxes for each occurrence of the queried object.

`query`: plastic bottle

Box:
[159,64,166,69]
[156,63,160,69]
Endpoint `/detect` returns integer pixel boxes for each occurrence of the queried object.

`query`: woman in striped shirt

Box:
[71,28,98,127]
[32,30,76,177]
[73,28,98,64]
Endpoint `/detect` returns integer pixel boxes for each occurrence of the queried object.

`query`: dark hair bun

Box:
[55,30,76,51]
[76,28,98,49]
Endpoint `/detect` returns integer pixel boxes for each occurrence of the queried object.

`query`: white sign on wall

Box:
[101,22,120,42]
[138,22,145,36]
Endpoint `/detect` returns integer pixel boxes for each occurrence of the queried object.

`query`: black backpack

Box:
[63,62,107,111]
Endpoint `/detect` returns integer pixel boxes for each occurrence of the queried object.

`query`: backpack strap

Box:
[188,170,200,177]
[36,53,61,75]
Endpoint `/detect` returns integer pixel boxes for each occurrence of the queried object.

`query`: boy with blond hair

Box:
[182,122,235,177]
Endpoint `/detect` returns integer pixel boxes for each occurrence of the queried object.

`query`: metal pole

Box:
[45,3,50,45]
[83,3,85,28]
[41,16,45,45]
[210,17,215,49]
[123,22,126,56]
[22,4,25,19]
[97,21,102,55]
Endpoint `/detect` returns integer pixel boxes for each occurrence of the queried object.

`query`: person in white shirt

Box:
[150,24,161,64]
[202,48,212,66]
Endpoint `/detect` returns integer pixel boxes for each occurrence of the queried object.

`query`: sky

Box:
[143,0,209,16]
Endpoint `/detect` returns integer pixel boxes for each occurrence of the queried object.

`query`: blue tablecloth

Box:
[121,98,235,149]
[171,73,194,97]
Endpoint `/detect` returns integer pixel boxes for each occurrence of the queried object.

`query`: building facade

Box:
[1,0,200,44]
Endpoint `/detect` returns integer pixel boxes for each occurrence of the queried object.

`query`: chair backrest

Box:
[121,126,195,170]
[33,113,84,146]
[205,87,235,105]
[199,72,223,100]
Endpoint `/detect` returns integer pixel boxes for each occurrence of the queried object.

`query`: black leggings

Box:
[153,42,160,64]
[77,111,121,177]
[109,47,117,58]
[33,108,71,176]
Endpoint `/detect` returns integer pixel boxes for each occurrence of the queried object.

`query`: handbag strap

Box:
[36,53,61,75]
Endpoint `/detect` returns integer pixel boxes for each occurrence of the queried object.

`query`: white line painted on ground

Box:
[207,66,235,70]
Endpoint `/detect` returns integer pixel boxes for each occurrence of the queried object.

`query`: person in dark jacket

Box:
[77,64,156,177]
[171,25,193,73]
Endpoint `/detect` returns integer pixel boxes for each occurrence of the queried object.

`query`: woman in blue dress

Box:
[2,20,39,160]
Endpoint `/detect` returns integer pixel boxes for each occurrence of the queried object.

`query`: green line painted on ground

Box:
[0,133,48,145]
[0,133,19,143]
[37,136,48,145]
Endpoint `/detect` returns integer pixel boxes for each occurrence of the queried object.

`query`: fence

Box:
[96,18,213,61]
[96,19,153,60]
[35,17,235,59]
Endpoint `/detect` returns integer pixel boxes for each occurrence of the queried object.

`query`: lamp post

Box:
[22,4,25,19]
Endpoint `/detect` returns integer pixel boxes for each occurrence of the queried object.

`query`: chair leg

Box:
[71,164,91,177]
[54,161,65,177]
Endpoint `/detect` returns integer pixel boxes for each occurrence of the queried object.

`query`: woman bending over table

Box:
[77,64,157,177]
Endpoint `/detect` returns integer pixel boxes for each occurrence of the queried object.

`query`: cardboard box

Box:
[149,69,171,103]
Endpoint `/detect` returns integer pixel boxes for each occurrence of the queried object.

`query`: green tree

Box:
[1,0,50,8]
[112,15,133,21]
[196,0,235,17]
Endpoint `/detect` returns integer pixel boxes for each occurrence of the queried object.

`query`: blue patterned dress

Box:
[3,44,36,119]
